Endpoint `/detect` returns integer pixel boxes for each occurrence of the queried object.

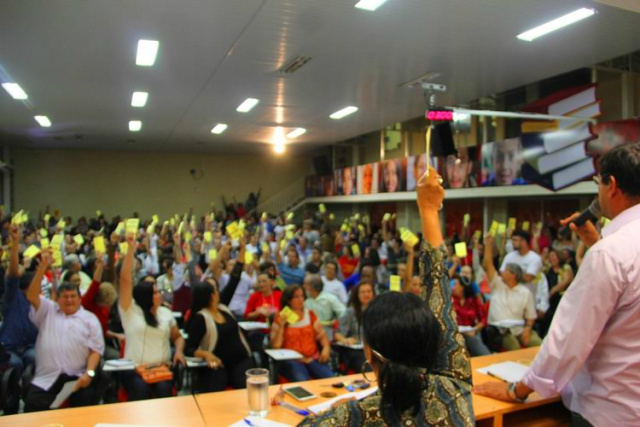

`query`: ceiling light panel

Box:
[355,0,388,11]
[211,123,228,134]
[517,8,596,41]
[131,91,148,107]
[129,120,142,131]
[2,83,28,100]
[236,98,259,113]
[287,128,307,138]
[34,116,51,127]
[136,40,159,66]
[330,106,358,119]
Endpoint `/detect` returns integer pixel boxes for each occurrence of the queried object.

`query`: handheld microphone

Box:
[571,199,601,227]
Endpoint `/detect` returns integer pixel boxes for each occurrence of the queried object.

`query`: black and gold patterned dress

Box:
[297,241,474,427]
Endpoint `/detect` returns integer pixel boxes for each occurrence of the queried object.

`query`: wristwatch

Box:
[86,369,96,378]
[508,382,527,403]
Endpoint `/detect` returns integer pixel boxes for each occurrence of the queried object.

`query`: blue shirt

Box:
[278,262,306,286]
[0,277,38,349]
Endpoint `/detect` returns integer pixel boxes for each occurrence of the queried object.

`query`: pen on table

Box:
[243,418,255,426]
[278,401,311,416]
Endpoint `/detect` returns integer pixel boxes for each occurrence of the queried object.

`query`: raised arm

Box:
[8,225,21,278]
[219,240,244,306]
[26,250,52,310]
[416,167,471,382]
[402,241,415,292]
[483,235,497,282]
[118,233,136,311]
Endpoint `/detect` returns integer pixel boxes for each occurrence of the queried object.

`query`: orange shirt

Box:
[276,309,318,358]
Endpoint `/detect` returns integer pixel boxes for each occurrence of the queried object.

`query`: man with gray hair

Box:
[302,274,346,341]
[484,235,540,350]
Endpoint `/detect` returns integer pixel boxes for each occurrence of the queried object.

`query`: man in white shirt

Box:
[485,235,540,351]
[500,231,548,316]
[303,275,346,341]
[25,252,104,412]
[219,258,254,319]
[321,261,348,304]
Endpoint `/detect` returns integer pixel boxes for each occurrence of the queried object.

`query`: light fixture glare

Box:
[354,0,388,11]
[136,40,159,66]
[2,83,28,100]
[34,116,51,127]
[131,91,149,107]
[211,123,228,134]
[330,106,358,120]
[287,128,307,138]
[236,98,260,113]
[129,120,142,132]
[517,8,596,41]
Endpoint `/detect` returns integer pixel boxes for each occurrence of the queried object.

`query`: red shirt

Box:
[244,290,282,323]
[338,256,359,279]
[452,296,487,327]
[81,280,110,335]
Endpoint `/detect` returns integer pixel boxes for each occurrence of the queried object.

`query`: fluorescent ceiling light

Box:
[287,128,306,138]
[236,98,259,113]
[274,143,285,154]
[131,91,148,107]
[211,123,228,134]
[129,120,142,132]
[355,0,388,11]
[136,40,159,66]
[2,83,28,100]
[517,8,596,41]
[330,106,358,120]
[34,116,51,127]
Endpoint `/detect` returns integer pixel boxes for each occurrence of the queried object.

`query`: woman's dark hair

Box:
[348,281,375,324]
[453,274,475,300]
[280,284,303,309]
[132,280,158,327]
[361,292,441,420]
[598,143,640,196]
[188,279,217,328]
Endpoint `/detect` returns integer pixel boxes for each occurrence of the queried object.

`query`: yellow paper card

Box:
[115,222,124,235]
[329,213,335,221]
[497,223,506,235]
[22,212,29,224]
[383,213,391,222]
[489,221,499,237]
[24,245,41,259]
[208,248,218,260]
[522,221,530,232]
[126,218,140,236]
[239,220,246,231]
[390,275,401,292]
[354,213,360,221]
[463,213,470,227]
[41,238,50,249]
[285,224,296,231]
[473,230,482,240]
[286,230,295,240]
[119,242,128,255]
[169,218,176,227]
[96,210,102,217]
[536,221,543,232]
[51,234,63,249]
[204,231,212,243]
[340,223,349,232]
[177,221,185,236]
[280,306,299,324]
[73,234,84,246]
[40,228,48,238]
[261,242,269,253]
[226,222,241,239]
[52,250,62,268]
[286,212,294,221]
[57,219,66,229]
[152,214,159,223]
[147,223,156,235]
[44,213,51,225]
[12,210,24,225]
[351,244,361,257]
[245,251,254,264]
[454,242,468,258]
[261,212,267,220]
[319,204,326,214]
[358,225,365,234]
[94,236,106,255]
[280,239,286,250]
[508,218,516,230]
[400,228,419,247]
[184,232,192,242]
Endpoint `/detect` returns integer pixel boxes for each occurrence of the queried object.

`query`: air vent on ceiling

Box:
[279,55,312,74]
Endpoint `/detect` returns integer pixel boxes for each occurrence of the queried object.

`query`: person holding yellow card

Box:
[270,285,334,382]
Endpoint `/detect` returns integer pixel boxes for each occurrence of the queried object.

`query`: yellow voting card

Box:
[400,228,419,247]
[208,248,218,260]
[41,238,50,249]
[204,231,213,243]
[44,214,51,224]
[522,221,530,232]
[152,214,159,223]
[329,213,335,221]
[12,210,24,225]
[463,213,470,227]
[23,245,41,259]
[286,230,295,240]
[40,228,48,238]
[184,232,192,242]
[279,239,286,250]
[473,230,482,240]
[96,210,102,217]
[497,223,506,235]
[351,244,361,257]
[489,221,499,237]
[93,236,106,255]
[383,213,391,221]
[454,242,468,258]
[286,212,294,221]
[126,218,140,236]
[50,235,63,249]
[390,275,401,292]
[280,306,299,324]
[73,234,84,246]
[245,251,254,264]
[52,250,62,268]
[115,222,125,235]
[119,242,128,255]
[508,217,516,230]
[57,219,66,229]
[319,204,326,214]
[261,242,269,253]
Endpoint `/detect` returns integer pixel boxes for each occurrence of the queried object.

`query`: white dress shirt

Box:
[487,275,537,336]
[522,203,640,426]
[29,298,104,390]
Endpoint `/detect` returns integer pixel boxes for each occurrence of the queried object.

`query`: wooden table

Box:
[195,347,570,427]
[0,395,207,427]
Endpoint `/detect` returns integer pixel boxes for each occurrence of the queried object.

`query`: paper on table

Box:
[50,380,77,409]
[477,361,530,383]
[228,417,293,427]
[264,349,303,361]
[238,321,269,331]
[307,387,378,415]
[458,325,475,333]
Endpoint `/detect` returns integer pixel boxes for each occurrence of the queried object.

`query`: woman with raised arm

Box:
[118,233,186,401]
[298,167,473,427]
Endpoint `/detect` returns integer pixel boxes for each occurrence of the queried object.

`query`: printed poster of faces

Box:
[357,163,379,194]
[481,138,527,186]
[335,166,356,195]
[380,158,406,193]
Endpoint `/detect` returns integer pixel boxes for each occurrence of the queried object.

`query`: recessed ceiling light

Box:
[236,98,259,113]
[517,8,596,41]
[131,91,148,107]
[274,143,285,154]
[211,123,228,134]
[129,120,142,132]
[136,40,159,66]
[34,116,51,127]
[287,128,307,138]
[2,83,28,100]
[330,106,358,120]
[354,0,387,11]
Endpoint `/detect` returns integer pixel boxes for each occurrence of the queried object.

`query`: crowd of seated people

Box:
[0,192,589,415]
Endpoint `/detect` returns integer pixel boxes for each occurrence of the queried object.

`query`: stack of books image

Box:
[519,84,599,190]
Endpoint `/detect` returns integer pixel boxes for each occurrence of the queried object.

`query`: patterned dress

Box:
[297,241,474,427]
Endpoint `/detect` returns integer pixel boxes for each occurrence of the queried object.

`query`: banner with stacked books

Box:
[305,84,640,196]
